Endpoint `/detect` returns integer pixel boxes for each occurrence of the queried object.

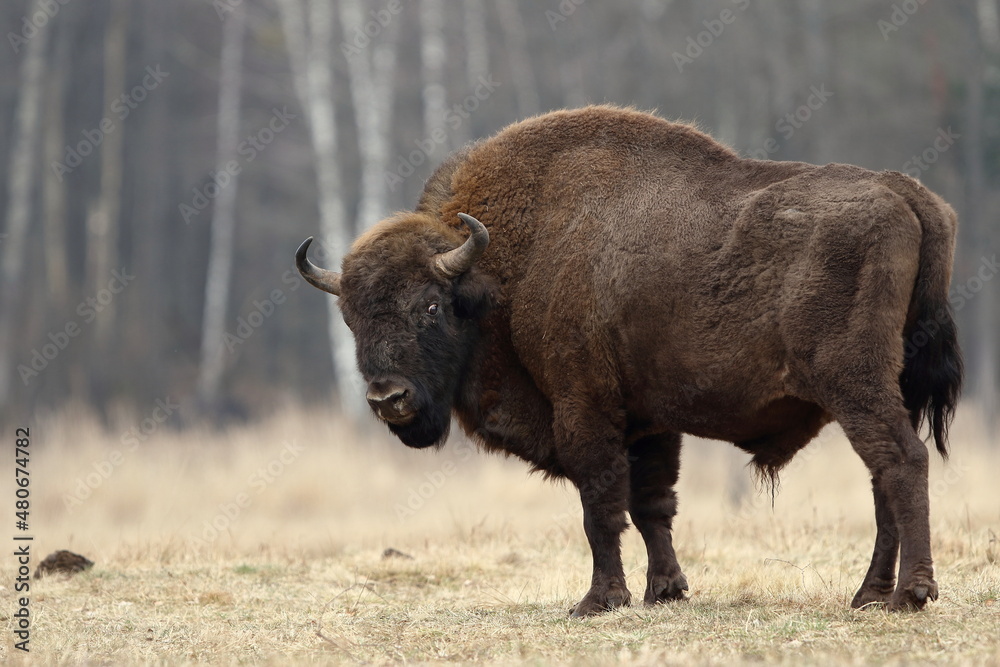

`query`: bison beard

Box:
[385,384,451,449]
[295,106,963,618]
[387,408,450,449]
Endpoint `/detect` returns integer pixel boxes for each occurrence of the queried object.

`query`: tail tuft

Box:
[899,284,963,459]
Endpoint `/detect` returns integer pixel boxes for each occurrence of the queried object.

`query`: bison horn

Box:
[434,213,490,278]
[295,237,342,296]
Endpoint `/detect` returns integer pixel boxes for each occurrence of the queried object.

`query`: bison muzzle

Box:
[296,106,962,616]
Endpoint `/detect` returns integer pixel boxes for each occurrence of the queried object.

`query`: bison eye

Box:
[427,303,440,316]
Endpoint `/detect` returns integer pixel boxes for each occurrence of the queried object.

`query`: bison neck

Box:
[452,311,564,478]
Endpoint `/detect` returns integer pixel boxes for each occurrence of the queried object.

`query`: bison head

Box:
[296,213,493,449]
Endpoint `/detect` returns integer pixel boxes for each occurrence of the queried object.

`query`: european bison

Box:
[296,106,962,616]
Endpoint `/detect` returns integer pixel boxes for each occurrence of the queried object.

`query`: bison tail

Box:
[901,290,962,459]
[889,174,964,460]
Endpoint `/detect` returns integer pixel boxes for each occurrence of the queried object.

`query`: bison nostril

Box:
[367,388,406,405]
[366,385,413,422]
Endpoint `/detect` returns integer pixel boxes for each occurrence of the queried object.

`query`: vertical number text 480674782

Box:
[13,427,32,653]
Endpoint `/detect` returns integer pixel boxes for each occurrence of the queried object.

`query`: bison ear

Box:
[452,270,494,320]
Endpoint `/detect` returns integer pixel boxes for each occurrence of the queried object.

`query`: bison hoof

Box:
[850,580,895,609]
[888,579,938,611]
[569,583,631,618]
[644,572,689,605]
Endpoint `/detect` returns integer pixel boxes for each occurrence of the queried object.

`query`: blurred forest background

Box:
[0,0,997,433]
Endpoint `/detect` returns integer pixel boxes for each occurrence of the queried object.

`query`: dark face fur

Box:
[336,218,493,448]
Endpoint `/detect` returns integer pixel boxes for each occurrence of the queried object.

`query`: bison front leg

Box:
[628,433,689,605]
[562,431,632,617]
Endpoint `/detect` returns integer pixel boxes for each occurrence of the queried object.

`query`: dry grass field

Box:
[2,405,998,665]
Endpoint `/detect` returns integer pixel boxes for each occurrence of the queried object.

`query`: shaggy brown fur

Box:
[298,106,962,616]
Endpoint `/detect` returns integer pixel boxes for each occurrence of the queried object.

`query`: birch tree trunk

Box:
[420,0,447,141]
[0,3,50,407]
[801,0,831,163]
[759,2,794,157]
[276,0,362,417]
[196,3,246,410]
[978,0,1000,47]
[86,0,129,348]
[964,1,996,428]
[340,0,401,232]
[464,0,490,91]
[496,0,540,118]
[557,13,587,109]
[132,0,172,397]
[43,28,70,311]
[457,0,490,144]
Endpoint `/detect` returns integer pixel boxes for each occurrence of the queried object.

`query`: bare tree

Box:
[496,0,540,118]
[455,0,491,144]
[276,0,361,416]
[963,0,996,427]
[196,3,246,409]
[978,0,1000,47]
[340,0,401,232]
[86,0,130,347]
[758,1,795,157]
[130,0,173,398]
[800,0,832,163]
[464,0,490,91]
[43,25,71,311]
[420,0,447,141]
[0,2,51,407]
[555,13,587,109]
